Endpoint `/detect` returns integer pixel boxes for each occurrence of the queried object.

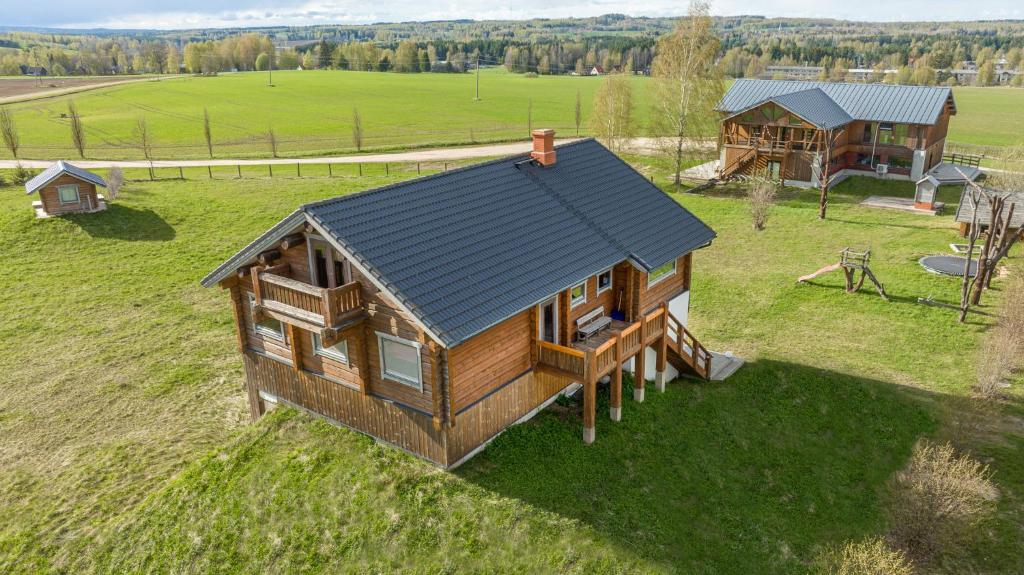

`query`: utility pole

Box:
[475,54,481,101]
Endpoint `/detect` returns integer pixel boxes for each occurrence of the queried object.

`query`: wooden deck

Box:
[860,195,945,215]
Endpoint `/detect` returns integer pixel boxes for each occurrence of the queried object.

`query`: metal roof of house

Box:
[202,139,716,347]
[24,160,107,195]
[955,189,1024,229]
[717,79,955,126]
[763,88,852,130]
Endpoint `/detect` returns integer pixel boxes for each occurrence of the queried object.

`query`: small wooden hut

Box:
[25,161,107,218]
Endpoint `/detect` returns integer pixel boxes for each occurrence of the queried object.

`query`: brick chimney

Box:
[530,129,556,166]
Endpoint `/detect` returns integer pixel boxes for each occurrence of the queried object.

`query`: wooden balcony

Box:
[251,263,365,340]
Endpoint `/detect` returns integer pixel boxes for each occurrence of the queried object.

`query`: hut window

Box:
[596,269,613,294]
[648,260,677,287]
[377,333,422,389]
[247,294,285,340]
[57,184,80,204]
[313,334,348,363]
[570,281,587,308]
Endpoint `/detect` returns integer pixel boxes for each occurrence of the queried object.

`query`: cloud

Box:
[7,0,1024,29]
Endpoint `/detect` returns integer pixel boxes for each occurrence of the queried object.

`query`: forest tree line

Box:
[2,15,1024,86]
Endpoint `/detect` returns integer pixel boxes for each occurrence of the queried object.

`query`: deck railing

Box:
[253,264,363,328]
[664,310,712,380]
[537,341,586,379]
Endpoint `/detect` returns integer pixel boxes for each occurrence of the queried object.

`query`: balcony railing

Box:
[251,264,364,334]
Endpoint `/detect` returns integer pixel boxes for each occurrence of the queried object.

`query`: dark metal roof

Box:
[764,88,852,130]
[203,139,716,347]
[717,79,955,126]
[955,189,1024,229]
[25,160,107,195]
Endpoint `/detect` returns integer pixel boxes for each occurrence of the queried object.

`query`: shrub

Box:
[107,167,124,200]
[975,275,1023,398]
[887,440,997,563]
[812,537,914,575]
[747,170,777,231]
[523,72,538,78]
[11,162,36,185]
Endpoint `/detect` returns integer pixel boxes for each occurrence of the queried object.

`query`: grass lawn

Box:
[2,69,1022,161]
[0,164,1021,573]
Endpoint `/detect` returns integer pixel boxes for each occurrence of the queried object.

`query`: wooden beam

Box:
[257,249,281,266]
[228,284,248,354]
[634,318,646,403]
[656,302,668,373]
[250,265,264,307]
[286,323,302,372]
[358,325,372,395]
[280,233,305,251]
[610,333,622,422]
[446,350,457,428]
[429,342,444,431]
[583,350,596,444]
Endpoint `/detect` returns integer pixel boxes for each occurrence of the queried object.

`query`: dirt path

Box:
[0,137,712,169]
[0,75,186,105]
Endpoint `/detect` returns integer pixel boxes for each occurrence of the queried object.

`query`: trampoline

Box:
[919,255,978,277]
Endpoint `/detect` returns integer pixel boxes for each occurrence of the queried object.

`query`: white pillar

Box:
[633,387,645,403]
[583,426,596,444]
[655,371,666,392]
[610,407,621,422]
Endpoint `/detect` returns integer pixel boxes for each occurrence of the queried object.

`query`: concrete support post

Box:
[655,371,667,393]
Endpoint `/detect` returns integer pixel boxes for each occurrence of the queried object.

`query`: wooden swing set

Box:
[797,248,889,300]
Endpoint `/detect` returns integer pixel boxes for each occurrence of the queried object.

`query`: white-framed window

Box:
[247,293,285,340]
[569,281,587,308]
[57,184,80,204]
[377,332,422,390]
[313,334,349,363]
[596,268,613,295]
[648,260,677,287]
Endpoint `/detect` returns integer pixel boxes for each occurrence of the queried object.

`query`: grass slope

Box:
[2,70,1021,160]
[1,166,1021,573]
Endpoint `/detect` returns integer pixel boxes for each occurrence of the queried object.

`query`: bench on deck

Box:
[576,307,612,342]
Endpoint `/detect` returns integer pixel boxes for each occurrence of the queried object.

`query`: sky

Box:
[5,0,1024,30]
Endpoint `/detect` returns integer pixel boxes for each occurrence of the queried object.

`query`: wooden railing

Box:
[593,338,618,379]
[943,152,983,168]
[537,341,586,379]
[664,310,712,380]
[253,264,363,329]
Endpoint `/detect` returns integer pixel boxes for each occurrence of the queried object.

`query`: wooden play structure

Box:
[797,248,889,300]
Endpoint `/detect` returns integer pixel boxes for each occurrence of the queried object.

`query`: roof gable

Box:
[717,79,955,126]
[25,161,107,195]
[203,140,716,347]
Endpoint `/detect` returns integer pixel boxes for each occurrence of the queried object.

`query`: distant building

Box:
[764,66,822,81]
[589,65,604,76]
[716,80,957,186]
[25,161,108,218]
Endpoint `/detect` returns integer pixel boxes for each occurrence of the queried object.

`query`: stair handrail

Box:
[664,309,713,380]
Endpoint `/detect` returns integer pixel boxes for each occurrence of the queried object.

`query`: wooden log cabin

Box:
[715,80,957,186]
[25,161,107,218]
[202,132,718,468]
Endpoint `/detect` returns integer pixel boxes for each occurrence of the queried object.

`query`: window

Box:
[313,334,348,363]
[596,269,613,295]
[570,281,587,308]
[247,293,285,340]
[57,184,80,204]
[377,333,422,389]
[648,260,677,287]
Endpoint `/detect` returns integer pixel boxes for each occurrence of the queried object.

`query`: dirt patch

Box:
[0,76,142,100]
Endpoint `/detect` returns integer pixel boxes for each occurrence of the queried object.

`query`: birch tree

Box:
[0,106,18,158]
[650,1,724,191]
[589,74,634,152]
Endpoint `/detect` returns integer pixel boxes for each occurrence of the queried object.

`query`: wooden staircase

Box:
[663,310,713,380]
[720,146,757,180]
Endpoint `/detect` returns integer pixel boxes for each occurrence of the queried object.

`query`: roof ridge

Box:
[300,138,597,213]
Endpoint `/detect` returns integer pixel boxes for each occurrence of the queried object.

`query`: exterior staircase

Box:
[663,310,744,381]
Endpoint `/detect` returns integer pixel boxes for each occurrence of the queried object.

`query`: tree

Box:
[747,169,777,230]
[352,108,363,151]
[68,101,86,158]
[134,117,154,179]
[816,129,844,219]
[574,90,582,136]
[255,53,270,71]
[589,74,634,152]
[649,2,724,191]
[166,44,181,74]
[976,61,996,86]
[0,106,19,158]
[203,108,214,158]
[267,128,279,158]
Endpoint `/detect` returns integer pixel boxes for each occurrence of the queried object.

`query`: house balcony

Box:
[251,263,365,341]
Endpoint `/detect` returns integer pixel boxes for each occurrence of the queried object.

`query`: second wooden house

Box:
[202,132,723,468]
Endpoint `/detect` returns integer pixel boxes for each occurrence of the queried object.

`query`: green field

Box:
[3,70,1022,161]
[1,161,1021,573]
